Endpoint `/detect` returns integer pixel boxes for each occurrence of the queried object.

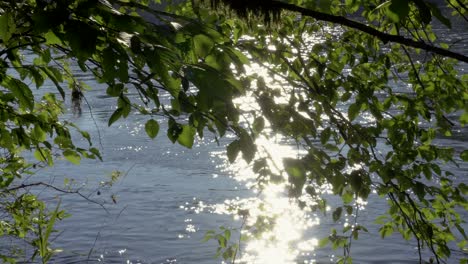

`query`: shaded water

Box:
[7,17,468,264]
[27,85,246,264]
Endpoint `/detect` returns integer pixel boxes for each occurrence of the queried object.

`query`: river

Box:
[6,11,468,264]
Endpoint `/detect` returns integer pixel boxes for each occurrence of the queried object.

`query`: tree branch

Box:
[6,182,108,213]
[0,41,44,57]
[270,1,468,63]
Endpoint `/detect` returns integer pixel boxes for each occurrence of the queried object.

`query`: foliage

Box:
[0,0,243,261]
[171,0,468,262]
[0,0,467,263]
[0,36,98,260]
[203,226,239,261]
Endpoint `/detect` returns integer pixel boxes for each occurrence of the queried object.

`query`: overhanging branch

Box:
[270,1,468,63]
[7,182,108,213]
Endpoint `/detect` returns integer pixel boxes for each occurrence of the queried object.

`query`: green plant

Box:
[0,0,467,263]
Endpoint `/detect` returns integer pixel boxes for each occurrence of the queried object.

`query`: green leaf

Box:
[44,201,61,244]
[341,92,352,101]
[54,136,73,149]
[63,150,81,165]
[185,65,235,109]
[216,234,227,248]
[320,127,331,144]
[167,119,182,143]
[145,119,160,139]
[38,67,65,99]
[106,83,124,97]
[239,130,256,163]
[32,126,46,142]
[193,34,214,58]
[460,112,468,126]
[145,49,180,97]
[345,205,353,215]
[44,31,62,45]
[318,237,329,248]
[4,78,34,111]
[181,22,224,43]
[252,117,265,135]
[284,158,306,197]
[0,13,15,42]
[202,231,214,242]
[225,47,249,65]
[224,229,231,241]
[26,67,45,88]
[388,0,409,22]
[414,181,426,201]
[342,191,354,204]
[379,225,394,238]
[34,148,51,165]
[332,207,343,222]
[79,130,92,145]
[90,147,102,161]
[227,140,240,163]
[118,96,131,118]
[0,14,9,41]
[461,150,468,162]
[177,125,196,148]
[108,108,124,126]
[373,1,392,13]
[65,21,98,60]
[348,103,361,121]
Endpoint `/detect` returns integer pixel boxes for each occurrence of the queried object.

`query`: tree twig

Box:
[6,182,109,213]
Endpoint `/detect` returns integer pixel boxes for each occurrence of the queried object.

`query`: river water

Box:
[8,14,468,264]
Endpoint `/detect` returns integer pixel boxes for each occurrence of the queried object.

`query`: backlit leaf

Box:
[460,112,468,126]
[145,119,160,139]
[32,126,46,142]
[63,150,81,165]
[177,125,196,148]
[193,34,214,58]
[0,12,15,42]
[5,77,34,110]
[44,31,62,45]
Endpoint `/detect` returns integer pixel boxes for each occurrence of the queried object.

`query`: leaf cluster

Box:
[0,0,467,263]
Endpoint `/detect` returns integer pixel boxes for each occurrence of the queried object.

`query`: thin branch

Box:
[6,182,108,213]
[0,41,45,57]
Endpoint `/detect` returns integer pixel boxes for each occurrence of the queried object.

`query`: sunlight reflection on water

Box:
[209,136,325,263]
[187,29,382,261]
[171,33,322,261]
[208,136,330,263]
[37,20,466,264]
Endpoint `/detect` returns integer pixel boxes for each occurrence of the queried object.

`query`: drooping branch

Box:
[209,0,468,63]
[270,1,468,63]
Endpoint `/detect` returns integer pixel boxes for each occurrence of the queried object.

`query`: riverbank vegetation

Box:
[0,0,467,263]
